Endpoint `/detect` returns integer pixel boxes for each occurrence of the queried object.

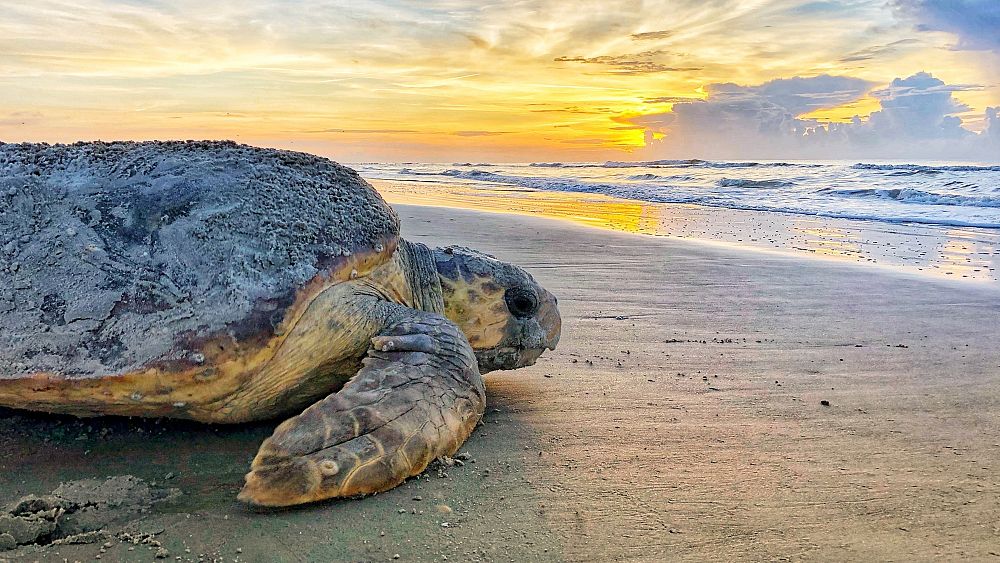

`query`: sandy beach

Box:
[5,0,1000,560]
[3,201,1000,562]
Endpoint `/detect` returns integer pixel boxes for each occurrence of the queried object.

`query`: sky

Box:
[0,0,997,162]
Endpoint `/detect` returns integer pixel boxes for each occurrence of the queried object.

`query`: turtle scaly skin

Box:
[240,241,560,505]
[0,141,561,506]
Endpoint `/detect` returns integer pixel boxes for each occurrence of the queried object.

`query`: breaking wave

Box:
[357,159,1000,229]
[717,178,795,189]
[627,173,696,181]
[821,187,1000,208]
[852,163,1000,173]
[602,159,817,169]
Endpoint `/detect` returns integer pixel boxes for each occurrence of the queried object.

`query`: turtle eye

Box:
[504,288,539,318]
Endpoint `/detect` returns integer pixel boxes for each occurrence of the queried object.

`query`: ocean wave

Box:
[525,160,825,169]
[852,163,1000,173]
[627,173,696,181]
[603,159,706,168]
[396,167,443,176]
[714,207,1000,230]
[441,169,618,193]
[529,160,710,168]
[363,160,1000,230]
[705,161,814,169]
[822,187,1000,208]
[604,159,821,169]
[438,168,700,202]
[440,169,1000,210]
[442,169,494,179]
[717,178,794,189]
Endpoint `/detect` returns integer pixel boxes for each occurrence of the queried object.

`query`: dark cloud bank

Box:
[634,72,998,161]
[892,0,1000,52]
[636,1,999,161]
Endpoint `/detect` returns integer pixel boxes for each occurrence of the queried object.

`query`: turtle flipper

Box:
[238,311,485,507]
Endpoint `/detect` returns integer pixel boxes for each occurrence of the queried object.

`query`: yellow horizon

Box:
[1,1,996,161]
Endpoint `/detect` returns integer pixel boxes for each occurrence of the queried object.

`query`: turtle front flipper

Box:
[238,310,485,507]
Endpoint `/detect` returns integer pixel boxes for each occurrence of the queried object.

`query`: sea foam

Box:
[356,160,1000,229]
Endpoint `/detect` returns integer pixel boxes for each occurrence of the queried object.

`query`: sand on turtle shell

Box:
[0,141,398,379]
[0,475,178,551]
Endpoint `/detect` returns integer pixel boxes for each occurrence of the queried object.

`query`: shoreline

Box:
[371,178,1000,284]
[1,202,999,561]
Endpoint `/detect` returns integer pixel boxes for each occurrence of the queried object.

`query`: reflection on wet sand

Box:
[793,226,864,260]
[371,178,1000,283]
[372,179,664,235]
[931,230,998,279]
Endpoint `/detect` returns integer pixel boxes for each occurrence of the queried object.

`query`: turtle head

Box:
[433,246,561,373]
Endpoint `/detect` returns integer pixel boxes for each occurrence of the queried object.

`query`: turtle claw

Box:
[239,314,485,507]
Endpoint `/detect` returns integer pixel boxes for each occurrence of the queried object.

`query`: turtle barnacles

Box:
[0,141,560,507]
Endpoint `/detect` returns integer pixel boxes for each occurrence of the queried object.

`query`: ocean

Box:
[356,160,1000,231]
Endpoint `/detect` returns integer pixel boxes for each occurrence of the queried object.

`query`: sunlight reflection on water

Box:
[370,178,1000,283]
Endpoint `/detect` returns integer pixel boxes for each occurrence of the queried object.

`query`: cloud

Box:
[863,72,977,139]
[0,111,44,126]
[630,30,672,40]
[705,75,876,115]
[642,96,705,104]
[839,39,920,62]
[305,128,420,134]
[984,108,1000,155]
[892,0,1000,51]
[979,106,1000,151]
[0,0,996,161]
[553,51,700,74]
[461,33,490,49]
[634,72,997,160]
[790,1,854,14]
[530,106,613,114]
[452,130,511,136]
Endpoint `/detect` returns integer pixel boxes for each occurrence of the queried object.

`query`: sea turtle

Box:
[0,140,561,507]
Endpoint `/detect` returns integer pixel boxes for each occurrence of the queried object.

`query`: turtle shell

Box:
[0,141,399,381]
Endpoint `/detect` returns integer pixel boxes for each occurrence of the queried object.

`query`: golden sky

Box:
[0,0,997,161]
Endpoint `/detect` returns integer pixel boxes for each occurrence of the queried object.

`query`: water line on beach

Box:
[370,178,1000,284]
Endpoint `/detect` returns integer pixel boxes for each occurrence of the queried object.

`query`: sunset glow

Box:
[1,0,997,161]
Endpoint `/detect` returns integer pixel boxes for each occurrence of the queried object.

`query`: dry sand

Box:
[2,203,1000,562]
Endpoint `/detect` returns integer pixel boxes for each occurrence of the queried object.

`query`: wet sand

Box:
[3,203,1000,561]
[372,178,1000,283]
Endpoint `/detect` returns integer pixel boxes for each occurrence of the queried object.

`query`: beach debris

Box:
[820,400,831,406]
